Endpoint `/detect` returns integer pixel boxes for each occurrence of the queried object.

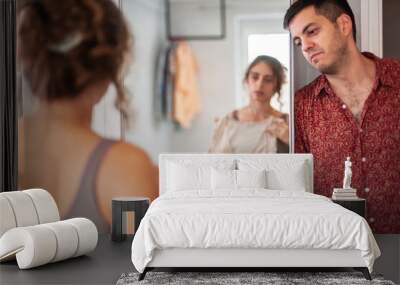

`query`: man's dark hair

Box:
[283,0,356,41]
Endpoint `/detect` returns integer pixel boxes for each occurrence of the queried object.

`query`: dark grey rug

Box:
[116,271,396,285]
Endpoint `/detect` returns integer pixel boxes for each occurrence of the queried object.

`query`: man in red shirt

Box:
[284,0,400,233]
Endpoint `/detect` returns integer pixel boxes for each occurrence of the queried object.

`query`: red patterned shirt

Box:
[294,52,400,234]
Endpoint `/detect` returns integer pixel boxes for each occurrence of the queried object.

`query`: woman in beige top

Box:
[209,55,289,153]
[17,0,158,232]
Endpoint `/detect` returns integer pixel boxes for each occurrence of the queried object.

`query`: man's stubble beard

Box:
[317,35,349,75]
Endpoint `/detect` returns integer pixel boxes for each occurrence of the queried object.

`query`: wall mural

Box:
[16,0,399,235]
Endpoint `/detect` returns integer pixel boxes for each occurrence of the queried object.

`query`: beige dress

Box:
[209,112,289,153]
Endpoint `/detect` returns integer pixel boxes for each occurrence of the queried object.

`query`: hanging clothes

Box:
[170,41,201,128]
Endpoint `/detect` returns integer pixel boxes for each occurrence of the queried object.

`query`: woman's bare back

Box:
[19,114,158,224]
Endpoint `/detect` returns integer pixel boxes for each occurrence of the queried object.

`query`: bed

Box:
[131,154,380,280]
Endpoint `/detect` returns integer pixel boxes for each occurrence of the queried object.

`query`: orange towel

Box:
[171,41,201,128]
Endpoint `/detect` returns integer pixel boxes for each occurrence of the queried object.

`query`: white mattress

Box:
[131,190,380,273]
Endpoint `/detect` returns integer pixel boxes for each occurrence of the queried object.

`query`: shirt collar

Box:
[313,75,330,97]
[365,52,400,89]
[313,52,395,97]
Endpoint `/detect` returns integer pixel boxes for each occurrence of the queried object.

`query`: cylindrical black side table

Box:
[111,197,149,242]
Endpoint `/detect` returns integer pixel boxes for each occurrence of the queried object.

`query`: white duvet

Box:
[131,190,380,273]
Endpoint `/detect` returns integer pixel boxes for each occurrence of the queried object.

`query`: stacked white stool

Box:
[0,189,98,269]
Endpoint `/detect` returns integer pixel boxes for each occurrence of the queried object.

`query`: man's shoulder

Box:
[380,57,400,68]
[295,75,324,102]
[379,57,400,88]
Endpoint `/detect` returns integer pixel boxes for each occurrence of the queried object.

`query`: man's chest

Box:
[306,92,400,151]
[335,90,371,122]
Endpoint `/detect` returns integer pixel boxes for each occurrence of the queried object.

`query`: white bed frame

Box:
[140,154,371,280]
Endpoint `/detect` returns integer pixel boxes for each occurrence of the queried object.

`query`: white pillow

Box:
[267,167,306,191]
[237,159,307,191]
[211,168,236,190]
[165,159,236,192]
[211,169,267,190]
[167,162,210,191]
[236,169,267,189]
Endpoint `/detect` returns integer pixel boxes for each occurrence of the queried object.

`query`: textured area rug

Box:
[116,271,396,285]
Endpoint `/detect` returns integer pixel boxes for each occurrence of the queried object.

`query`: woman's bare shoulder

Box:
[95,140,159,224]
[109,141,153,165]
[102,141,157,184]
[97,141,158,198]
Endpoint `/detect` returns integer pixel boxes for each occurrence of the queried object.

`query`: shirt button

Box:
[359,129,363,133]
[342,104,347,109]
[369,217,375,223]
[364,187,370,193]
[361,157,367,162]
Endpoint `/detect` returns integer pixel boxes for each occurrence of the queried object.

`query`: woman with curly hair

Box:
[17,0,158,233]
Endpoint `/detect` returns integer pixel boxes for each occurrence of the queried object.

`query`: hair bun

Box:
[18,0,132,121]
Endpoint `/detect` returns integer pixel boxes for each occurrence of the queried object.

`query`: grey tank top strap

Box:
[67,138,116,234]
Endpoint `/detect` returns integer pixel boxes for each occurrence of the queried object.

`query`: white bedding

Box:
[131,190,380,273]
